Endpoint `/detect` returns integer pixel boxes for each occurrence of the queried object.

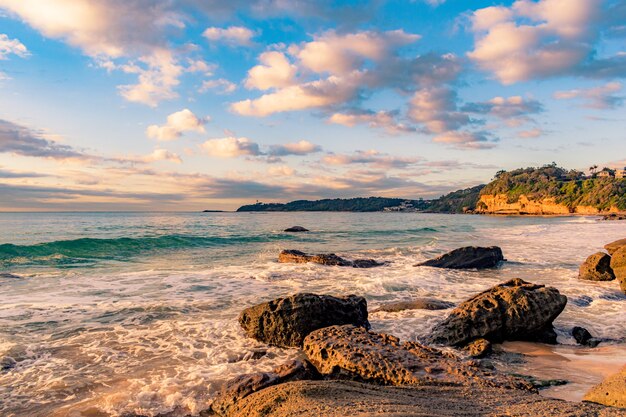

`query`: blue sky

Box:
[0,0,624,211]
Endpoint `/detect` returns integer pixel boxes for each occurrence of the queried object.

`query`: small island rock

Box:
[238,293,370,348]
[428,278,567,346]
[284,226,309,232]
[579,252,615,281]
[416,246,504,269]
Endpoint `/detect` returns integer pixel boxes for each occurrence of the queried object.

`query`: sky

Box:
[0,0,625,211]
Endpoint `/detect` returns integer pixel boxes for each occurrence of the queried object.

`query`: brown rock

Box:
[579,252,615,281]
[303,325,531,390]
[465,338,492,358]
[278,250,383,268]
[609,246,626,294]
[415,246,504,269]
[284,226,309,232]
[227,380,625,417]
[428,279,567,346]
[238,293,370,348]
[211,359,319,416]
[372,298,455,313]
[604,238,626,255]
[583,365,626,408]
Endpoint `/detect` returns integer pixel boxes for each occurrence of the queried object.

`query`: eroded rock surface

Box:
[278,250,383,268]
[303,325,531,390]
[428,279,567,346]
[604,238,626,256]
[465,338,492,358]
[609,246,626,294]
[584,365,626,408]
[579,252,615,281]
[415,246,504,269]
[239,294,370,348]
[372,298,455,313]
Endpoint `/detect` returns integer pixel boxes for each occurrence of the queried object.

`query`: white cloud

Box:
[322,150,421,168]
[328,111,414,134]
[553,82,623,109]
[142,148,182,163]
[0,33,29,59]
[201,136,261,158]
[200,78,237,94]
[518,128,544,138]
[245,51,297,90]
[268,140,321,156]
[203,26,255,46]
[146,109,208,141]
[267,165,296,176]
[433,131,496,149]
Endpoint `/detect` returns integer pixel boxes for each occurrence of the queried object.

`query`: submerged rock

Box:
[303,324,531,390]
[579,252,615,281]
[572,326,601,347]
[211,359,319,416]
[584,365,626,408]
[239,293,370,348]
[372,298,455,313]
[609,246,626,294]
[428,279,567,346]
[415,246,504,269]
[284,226,309,232]
[604,238,626,256]
[278,250,383,268]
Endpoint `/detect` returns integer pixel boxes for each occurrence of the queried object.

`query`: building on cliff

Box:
[616,168,626,179]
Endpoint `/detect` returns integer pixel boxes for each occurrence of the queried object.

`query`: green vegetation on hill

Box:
[237,197,430,212]
[480,164,626,210]
[424,185,485,213]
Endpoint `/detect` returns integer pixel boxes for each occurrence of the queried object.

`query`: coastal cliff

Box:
[475,194,621,215]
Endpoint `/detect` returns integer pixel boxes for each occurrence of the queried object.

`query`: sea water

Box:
[0,212,624,416]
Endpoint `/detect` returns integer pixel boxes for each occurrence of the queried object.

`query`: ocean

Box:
[0,212,625,416]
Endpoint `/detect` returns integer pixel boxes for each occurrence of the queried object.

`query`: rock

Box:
[284,226,309,232]
[0,356,16,371]
[604,238,626,256]
[372,298,455,313]
[602,213,626,221]
[211,359,319,416]
[239,293,370,348]
[571,295,594,307]
[0,273,21,279]
[278,250,383,268]
[579,252,615,281]
[584,365,626,408]
[428,279,567,346]
[227,380,622,417]
[465,338,492,358]
[415,246,504,269]
[303,325,531,390]
[572,326,601,347]
[609,246,626,294]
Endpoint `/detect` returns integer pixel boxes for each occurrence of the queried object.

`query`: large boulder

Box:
[415,246,504,269]
[604,238,626,256]
[609,246,626,294]
[239,293,370,348]
[428,279,567,346]
[579,252,615,281]
[211,359,319,416]
[583,365,626,408]
[278,250,383,268]
[303,325,531,390]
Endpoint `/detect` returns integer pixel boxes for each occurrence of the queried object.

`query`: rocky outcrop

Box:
[609,246,626,294]
[372,298,455,313]
[602,213,626,221]
[465,338,492,358]
[238,293,370,348]
[583,365,626,408]
[579,252,616,281]
[284,226,309,232]
[226,379,623,417]
[303,325,531,390]
[428,279,567,346]
[604,238,626,256]
[476,194,572,215]
[415,246,504,269]
[211,359,319,416]
[278,250,384,268]
[572,326,601,347]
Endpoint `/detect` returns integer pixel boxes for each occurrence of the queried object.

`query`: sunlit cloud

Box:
[203,26,256,46]
[553,82,623,109]
[146,109,208,141]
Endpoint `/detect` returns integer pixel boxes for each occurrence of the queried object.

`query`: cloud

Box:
[201,136,261,158]
[433,131,496,149]
[141,148,182,163]
[408,87,470,133]
[0,33,29,59]
[267,165,296,177]
[200,78,237,94]
[328,110,415,134]
[203,26,255,46]
[146,109,208,141]
[518,128,544,138]
[553,82,623,109]
[268,140,322,156]
[0,167,47,178]
[463,96,543,119]
[468,0,604,84]
[245,51,297,90]
[322,150,421,168]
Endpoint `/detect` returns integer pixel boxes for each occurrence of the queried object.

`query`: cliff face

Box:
[476,194,620,215]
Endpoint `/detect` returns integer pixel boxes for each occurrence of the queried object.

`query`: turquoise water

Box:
[0,212,625,416]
